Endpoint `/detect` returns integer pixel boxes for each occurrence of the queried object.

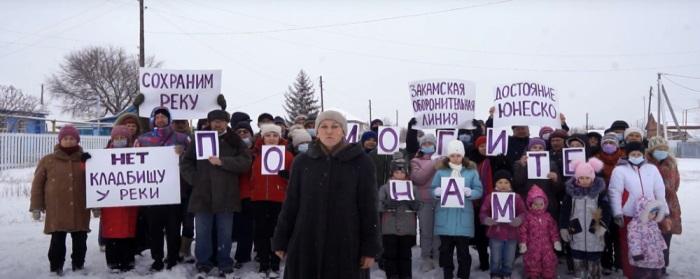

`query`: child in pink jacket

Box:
[519,185,562,279]
[627,197,667,278]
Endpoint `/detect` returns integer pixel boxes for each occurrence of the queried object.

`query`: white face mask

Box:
[112,139,128,148]
[242,137,252,147]
[297,143,309,153]
[629,155,645,165]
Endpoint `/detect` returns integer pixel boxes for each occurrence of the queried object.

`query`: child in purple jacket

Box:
[480,170,526,279]
[628,197,667,278]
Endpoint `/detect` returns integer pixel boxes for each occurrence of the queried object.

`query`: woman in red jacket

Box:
[100,125,139,272]
[250,124,294,278]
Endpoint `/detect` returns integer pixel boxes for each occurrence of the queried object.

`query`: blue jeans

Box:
[489,239,517,276]
[195,212,234,272]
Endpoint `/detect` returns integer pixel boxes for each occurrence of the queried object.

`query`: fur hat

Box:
[233,121,254,136]
[493,169,512,184]
[647,136,668,150]
[110,125,130,139]
[260,123,282,136]
[315,110,348,135]
[447,139,465,156]
[549,129,569,141]
[419,134,437,146]
[566,135,587,148]
[571,158,604,179]
[610,120,630,131]
[231,112,252,124]
[207,109,230,123]
[257,113,274,123]
[624,127,644,139]
[58,125,80,143]
[539,126,554,139]
[527,138,547,150]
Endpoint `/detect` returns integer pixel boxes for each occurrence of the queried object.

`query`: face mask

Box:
[458,134,471,143]
[112,139,128,148]
[652,150,669,161]
[542,134,551,141]
[615,134,624,141]
[629,156,645,165]
[242,137,252,147]
[306,129,316,137]
[602,143,618,154]
[420,146,435,154]
[297,143,309,153]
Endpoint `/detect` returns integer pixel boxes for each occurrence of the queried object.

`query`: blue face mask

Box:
[297,143,309,153]
[306,129,316,137]
[112,139,128,148]
[615,133,624,141]
[242,137,252,147]
[420,146,435,154]
[629,156,645,165]
[652,150,669,161]
[458,134,472,143]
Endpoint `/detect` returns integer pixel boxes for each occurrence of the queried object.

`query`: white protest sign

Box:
[346,123,360,144]
[492,82,561,129]
[85,146,181,208]
[262,145,286,175]
[440,177,465,208]
[410,79,476,129]
[389,180,415,201]
[194,131,219,160]
[378,126,400,155]
[486,127,509,156]
[527,151,551,179]
[563,148,586,177]
[492,192,516,223]
[434,129,457,158]
[138,68,222,120]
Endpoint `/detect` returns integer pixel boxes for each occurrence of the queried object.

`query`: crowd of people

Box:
[28,100,683,279]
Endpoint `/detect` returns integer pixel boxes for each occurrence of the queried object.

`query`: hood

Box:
[633,196,665,223]
[150,106,172,129]
[565,177,605,199]
[526,185,548,209]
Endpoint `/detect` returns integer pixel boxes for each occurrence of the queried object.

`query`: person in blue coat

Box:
[432,140,484,279]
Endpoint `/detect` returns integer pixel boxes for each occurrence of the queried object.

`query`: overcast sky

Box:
[2,0,700,130]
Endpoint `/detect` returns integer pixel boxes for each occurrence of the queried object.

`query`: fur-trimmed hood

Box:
[565,176,606,199]
[634,197,665,224]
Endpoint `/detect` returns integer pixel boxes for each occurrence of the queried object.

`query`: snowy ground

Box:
[1,159,698,278]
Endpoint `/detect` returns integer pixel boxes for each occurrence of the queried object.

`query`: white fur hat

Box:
[260,124,282,136]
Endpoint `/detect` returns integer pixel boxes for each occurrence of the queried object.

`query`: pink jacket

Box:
[479,192,526,241]
[410,155,439,202]
[519,186,559,277]
[627,197,668,269]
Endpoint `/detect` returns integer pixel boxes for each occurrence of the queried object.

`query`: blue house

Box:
[75,106,139,136]
[0,109,48,133]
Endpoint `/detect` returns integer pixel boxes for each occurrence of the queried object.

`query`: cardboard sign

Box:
[85,146,181,208]
[410,79,476,129]
[378,126,400,155]
[434,129,457,158]
[261,145,285,175]
[389,180,414,201]
[138,68,222,120]
[563,148,586,177]
[194,131,219,160]
[486,127,508,156]
[492,192,516,223]
[527,151,551,179]
[440,177,465,208]
[492,82,561,129]
[346,123,360,144]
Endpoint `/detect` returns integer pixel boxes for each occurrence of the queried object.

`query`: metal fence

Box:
[0,133,110,171]
[672,140,700,159]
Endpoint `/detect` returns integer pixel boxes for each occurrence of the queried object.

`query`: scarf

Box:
[448,162,463,178]
[59,145,80,156]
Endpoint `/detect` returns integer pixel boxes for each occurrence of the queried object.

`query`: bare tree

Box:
[0,85,41,112]
[46,46,161,118]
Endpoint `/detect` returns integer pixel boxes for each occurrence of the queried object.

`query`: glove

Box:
[408,117,417,128]
[80,152,92,163]
[92,209,101,218]
[614,215,624,227]
[519,243,527,254]
[31,210,42,221]
[278,170,290,180]
[632,254,645,261]
[560,229,571,242]
[133,93,144,107]
[509,216,523,227]
[554,241,562,252]
[594,226,607,238]
[482,217,496,226]
[462,186,472,197]
[217,94,227,110]
[433,187,443,198]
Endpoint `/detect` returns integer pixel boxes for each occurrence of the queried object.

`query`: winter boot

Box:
[443,267,454,279]
[150,259,164,272]
[179,237,194,262]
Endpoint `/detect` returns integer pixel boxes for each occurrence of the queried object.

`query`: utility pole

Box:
[319,76,324,112]
[368,100,372,125]
[657,73,662,138]
[395,110,398,126]
[139,0,145,67]
[585,113,589,130]
[661,84,683,136]
[40,84,44,106]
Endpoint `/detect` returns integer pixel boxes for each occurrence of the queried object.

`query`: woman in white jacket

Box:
[608,141,668,278]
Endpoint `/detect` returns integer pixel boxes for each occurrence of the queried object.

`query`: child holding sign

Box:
[560,158,610,279]
[378,155,420,279]
[479,170,526,279]
[410,133,441,271]
[513,138,561,221]
[431,140,483,279]
[519,185,562,279]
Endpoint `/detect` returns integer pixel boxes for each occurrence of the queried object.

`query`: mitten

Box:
[31,210,41,221]
[509,216,523,227]
[554,241,562,252]
[133,93,144,107]
[80,152,92,163]
[217,94,227,110]
[519,243,527,254]
[560,229,571,242]
[482,217,496,226]
[92,209,101,218]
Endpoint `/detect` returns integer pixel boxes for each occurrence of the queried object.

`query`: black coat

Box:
[272,142,382,279]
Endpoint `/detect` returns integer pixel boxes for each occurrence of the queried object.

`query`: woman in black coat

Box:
[273,110,382,279]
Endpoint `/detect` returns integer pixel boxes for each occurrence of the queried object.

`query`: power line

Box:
[663,76,700,93]
[661,73,700,80]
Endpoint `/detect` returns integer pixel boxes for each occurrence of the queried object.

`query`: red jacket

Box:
[239,144,255,200]
[250,137,294,202]
[101,206,139,238]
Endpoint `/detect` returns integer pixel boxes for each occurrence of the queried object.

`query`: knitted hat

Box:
[232,121,254,136]
[290,129,312,147]
[539,126,554,139]
[361,131,377,144]
[601,132,619,146]
[474,136,486,148]
[207,109,230,123]
[58,125,80,143]
[527,138,547,150]
[625,141,645,155]
[294,114,307,122]
[390,152,408,173]
[153,107,170,120]
[447,139,465,156]
[419,134,437,146]
[624,127,644,139]
[257,113,274,123]
[549,129,569,140]
[610,120,630,131]
[315,110,348,135]
[288,124,305,135]
[586,132,602,143]
[647,136,668,150]
[231,112,252,124]
[110,125,130,139]
[493,169,512,184]
[260,123,282,136]
[571,158,604,179]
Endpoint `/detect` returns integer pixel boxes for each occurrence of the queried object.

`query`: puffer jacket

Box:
[431,159,483,237]
[410,155,439,202]
[560,177,611,253]
[627,197,667,269]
